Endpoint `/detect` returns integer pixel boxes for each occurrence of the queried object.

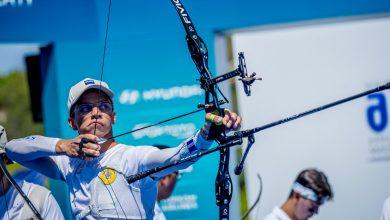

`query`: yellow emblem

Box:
[99,168,117,185]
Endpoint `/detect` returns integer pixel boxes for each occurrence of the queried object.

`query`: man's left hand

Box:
[201,108,241,140]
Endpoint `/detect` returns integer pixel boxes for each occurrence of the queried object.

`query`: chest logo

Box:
[99,167,117,185]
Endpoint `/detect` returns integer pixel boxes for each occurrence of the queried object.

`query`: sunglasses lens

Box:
[77,104,93,115]
[98,102,113,113]
[75,102,112,115]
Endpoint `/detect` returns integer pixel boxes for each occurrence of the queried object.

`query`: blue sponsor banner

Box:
[0,0,99,41]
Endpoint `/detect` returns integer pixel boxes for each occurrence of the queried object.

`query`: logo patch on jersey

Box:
[99,168,117,185]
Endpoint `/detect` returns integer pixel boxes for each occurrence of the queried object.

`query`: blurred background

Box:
[0,0,390,219]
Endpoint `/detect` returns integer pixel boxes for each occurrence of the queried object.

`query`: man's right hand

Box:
[55,134,101,159]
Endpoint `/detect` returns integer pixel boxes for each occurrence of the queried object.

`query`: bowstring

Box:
[93,0,130,219]
[95,0,112,137]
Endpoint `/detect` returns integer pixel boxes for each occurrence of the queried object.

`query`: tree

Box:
[0,71,43,139]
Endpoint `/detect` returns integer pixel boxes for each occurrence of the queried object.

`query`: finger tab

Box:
[210,114,223,125]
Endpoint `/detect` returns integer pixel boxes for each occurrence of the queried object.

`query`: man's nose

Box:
[91,106,102,117]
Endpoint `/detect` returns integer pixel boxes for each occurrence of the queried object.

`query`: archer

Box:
[5,78,241,219]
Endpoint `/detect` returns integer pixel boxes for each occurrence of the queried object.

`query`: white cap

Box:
[68,78,114,114]
[0,125,7,154]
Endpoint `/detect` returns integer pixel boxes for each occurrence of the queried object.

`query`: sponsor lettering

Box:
[366,93,390,161]
[172,0,191,24]
[161,194,198,211]
[131,123,196,139]
[0,0,32,7]
[119,85,202,105]
[367,93,388,132]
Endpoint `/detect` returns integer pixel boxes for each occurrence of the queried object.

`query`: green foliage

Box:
[0,71,43,139]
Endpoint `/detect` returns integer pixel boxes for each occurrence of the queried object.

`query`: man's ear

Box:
[159,176,169,187]
[68,117,78,130]
[293,192,300,200]
[111,111,117,124]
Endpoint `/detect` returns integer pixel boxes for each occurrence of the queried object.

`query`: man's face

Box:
[294,195,319,220]
[159,172,178,200]
[69,90,116,138]
[165,172,178,196]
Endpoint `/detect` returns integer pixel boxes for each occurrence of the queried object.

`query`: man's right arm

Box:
[5,135,64,180]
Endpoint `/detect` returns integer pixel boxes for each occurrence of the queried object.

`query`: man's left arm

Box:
[144,109,241,178]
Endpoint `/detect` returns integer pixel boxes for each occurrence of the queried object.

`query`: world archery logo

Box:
[367,93,388,132]
[366,92,390,162]
[99,168,117,185]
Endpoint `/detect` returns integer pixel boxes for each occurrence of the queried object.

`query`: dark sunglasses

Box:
[74,101,113,116]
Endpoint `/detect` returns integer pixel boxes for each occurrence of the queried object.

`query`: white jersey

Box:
[0,179,64,220]
[381,197,390,220]
[153,202,166,220]
[6,131,212,220]
[263,206,291,220]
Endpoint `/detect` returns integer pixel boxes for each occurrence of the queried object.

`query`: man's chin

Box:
[80,128,109,137]
[297,213,312,220]
[93,130,110,137]
[305,213,314,219]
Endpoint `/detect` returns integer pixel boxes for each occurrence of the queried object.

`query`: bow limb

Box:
[170,1,233,220]
[0,160,43,220]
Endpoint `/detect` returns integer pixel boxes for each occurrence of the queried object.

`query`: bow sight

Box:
[200,52,261,96]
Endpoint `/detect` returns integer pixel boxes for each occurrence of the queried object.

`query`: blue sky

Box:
[0,44,39,75]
